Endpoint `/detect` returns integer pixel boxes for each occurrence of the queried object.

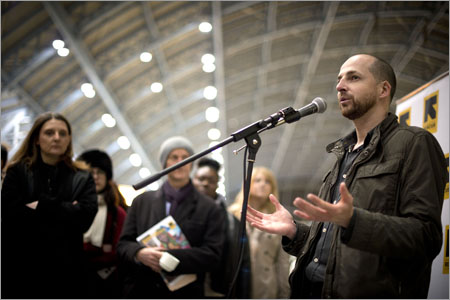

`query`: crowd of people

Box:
[1,54,447,299]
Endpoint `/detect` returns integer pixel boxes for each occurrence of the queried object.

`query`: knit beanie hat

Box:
[159,136,194,168]
[78,149,113,180]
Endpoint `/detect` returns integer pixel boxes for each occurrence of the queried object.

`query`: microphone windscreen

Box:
[313,97,327,113]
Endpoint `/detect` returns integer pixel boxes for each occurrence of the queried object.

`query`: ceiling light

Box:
[151,82,163,93]
[208,128,221,140]
[149,182,160,191]
[84,89,96,98]
[101,113,116,128]
[139,167,151,178]
[201,53,215,64]
[57,48,70,57]
[217,183,226,196]
[203,86,217,100]
[140,52,152,62]
[129,153,142,167]
[81,83,94,93]
[117,136,131,149]
[211,151,224,164]
[52,39,65,50]
[198,22,212,33]
[218,167,225,177]
[81,83,96,98]
[202,63,216,73]
[205,106,220,123]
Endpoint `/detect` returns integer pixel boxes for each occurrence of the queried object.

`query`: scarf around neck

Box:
[83,194,107,247]
[162,180,194,216]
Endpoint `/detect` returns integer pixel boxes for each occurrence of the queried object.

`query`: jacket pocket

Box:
[352,159,401,213]
[356,159,400,178]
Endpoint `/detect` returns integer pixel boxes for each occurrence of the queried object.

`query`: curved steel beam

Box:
[43,1,158,177]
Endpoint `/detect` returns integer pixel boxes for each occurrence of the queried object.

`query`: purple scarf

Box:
[162,180,194,216]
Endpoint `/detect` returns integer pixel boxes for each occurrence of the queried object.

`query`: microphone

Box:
[298,97,327,118]
[260,97,327,128]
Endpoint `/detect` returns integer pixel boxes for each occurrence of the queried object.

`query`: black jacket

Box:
[117,183,226,298]
[284,113,447,298]
[1,159,98,298]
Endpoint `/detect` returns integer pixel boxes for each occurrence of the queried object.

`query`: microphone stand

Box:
[132,106,300,298]
[226,131,260,298]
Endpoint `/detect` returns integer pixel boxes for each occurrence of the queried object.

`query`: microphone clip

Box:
[259,106,300,129]
[280,106,301,124]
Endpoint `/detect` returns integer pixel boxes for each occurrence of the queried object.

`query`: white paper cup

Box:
[159,252,180,272]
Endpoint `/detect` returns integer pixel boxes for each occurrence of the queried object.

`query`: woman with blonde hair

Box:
[229,166,290,299]
[1,112,98,298]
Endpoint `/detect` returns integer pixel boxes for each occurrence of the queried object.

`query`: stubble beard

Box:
[340,93,377,120]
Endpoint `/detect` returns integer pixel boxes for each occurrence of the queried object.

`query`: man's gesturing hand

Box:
[246,194,297,240]
[292,182,354,228]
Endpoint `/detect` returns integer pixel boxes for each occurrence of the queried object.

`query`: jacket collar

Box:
[326,112,398,155]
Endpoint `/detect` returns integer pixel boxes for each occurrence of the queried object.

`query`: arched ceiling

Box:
[2,1,449,205]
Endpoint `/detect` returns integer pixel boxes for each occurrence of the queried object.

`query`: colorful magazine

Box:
[136,215,197,291]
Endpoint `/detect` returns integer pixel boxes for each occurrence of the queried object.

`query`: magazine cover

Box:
[136,215,197,291]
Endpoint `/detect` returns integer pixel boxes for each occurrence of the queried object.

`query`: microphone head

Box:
[312,97,327,113]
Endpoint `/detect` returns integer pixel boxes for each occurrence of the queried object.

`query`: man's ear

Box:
[379,80,391,100]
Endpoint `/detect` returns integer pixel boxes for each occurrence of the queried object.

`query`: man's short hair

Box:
[197,157,221,173]
[368,55,397,102]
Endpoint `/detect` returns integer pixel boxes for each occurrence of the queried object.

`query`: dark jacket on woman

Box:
[1,157,98,298]
[117,182,225,298]
[284,113,447,298]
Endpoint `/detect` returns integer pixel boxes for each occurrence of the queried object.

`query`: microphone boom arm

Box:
[133,98,326,190]
[133,136,234,190]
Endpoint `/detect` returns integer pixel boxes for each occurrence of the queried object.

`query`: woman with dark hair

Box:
[77,149,127,298]
[1,112,98,298]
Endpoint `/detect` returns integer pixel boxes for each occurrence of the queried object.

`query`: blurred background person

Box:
[117,136,225,298]
[193,157,251,298]
[1,112,98,298]
[229,166,290,299]
[77,149,127,298]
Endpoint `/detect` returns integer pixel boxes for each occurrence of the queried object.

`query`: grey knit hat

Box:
[158,136,194,168]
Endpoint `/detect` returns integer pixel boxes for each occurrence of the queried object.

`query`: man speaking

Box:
[246,54,448,298]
